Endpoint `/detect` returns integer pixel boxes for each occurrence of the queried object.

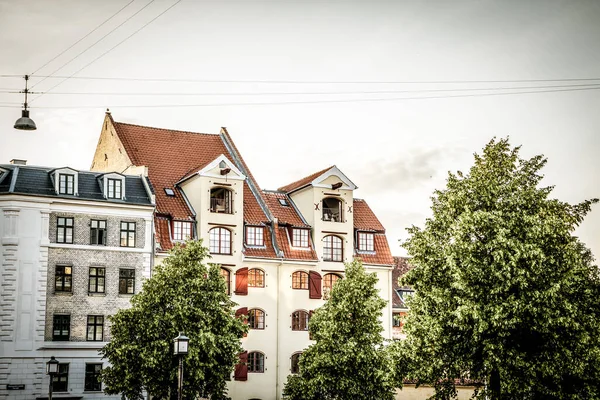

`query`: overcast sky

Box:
[1,0,599,259]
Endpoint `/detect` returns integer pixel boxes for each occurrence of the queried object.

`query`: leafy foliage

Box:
[399,138,600,399]
[100,240,246,400]
[283,260,396,400]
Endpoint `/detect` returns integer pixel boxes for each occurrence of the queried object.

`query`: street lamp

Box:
[173,333,189,400]
[46,356,59,400]
[14,75,37,131]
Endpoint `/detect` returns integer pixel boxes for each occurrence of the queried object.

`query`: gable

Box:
[90,113,133,173]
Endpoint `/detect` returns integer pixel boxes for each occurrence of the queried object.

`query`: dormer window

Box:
[173,221,192,241]
[107,178,122,199]
[322,198,343,222]
[59,174,75,195]
[357,232,374,252]
[210,187,233,214]
[292,228,309,248]
[246,226,264,246]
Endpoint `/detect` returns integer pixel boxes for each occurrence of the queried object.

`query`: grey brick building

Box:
[0,162,154,400]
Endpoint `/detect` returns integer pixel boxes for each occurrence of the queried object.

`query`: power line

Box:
[1,73,600,85]
[28,85,600,109]
[30,0,136,76]
[30,0,156,91]
[30,0,182,104]
[2,83,599,96]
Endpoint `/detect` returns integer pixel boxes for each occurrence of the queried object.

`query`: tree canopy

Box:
[100,240,246,400]
[283,260,396,400]
[398,138,600,399]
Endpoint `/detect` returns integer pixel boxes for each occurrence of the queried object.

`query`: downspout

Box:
[276,256,283,400]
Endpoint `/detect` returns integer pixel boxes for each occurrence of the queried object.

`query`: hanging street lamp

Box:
[14,75,37,130]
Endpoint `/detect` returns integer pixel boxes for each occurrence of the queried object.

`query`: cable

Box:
[2,83,600,96]
[28,85,600,109]
[30,0,181,103]
[1,73,600,85]
[30,0,156,91]
[30,0,136,76]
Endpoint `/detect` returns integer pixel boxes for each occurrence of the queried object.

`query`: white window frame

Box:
[173,221,193,241]
[292,228,309,248]
[245,226,264,247]
[357,232,375,252]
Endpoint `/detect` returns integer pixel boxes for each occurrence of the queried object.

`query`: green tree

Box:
[100,240,246,400]
[399,138,600,399]
[283,260,396,400]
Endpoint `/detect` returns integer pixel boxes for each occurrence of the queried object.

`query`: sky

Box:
[0,0,599,259]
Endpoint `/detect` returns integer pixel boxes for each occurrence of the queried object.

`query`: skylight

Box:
[164,188,175,196]
[278,198,289,206]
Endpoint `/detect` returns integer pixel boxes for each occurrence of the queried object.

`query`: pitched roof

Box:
[353,198,386,232]
[0,164,153,206]
[262,191,309,228]
[355,234,395,266]
[277,166,334,193]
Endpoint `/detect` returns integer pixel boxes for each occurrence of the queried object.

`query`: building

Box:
[91,112,395,400]
[0,160,154,400]
[391,256,414,340]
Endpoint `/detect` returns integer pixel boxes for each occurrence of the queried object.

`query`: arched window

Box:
[323,273,342,299]
[292,310,310,331]
[248,309,265,330]
[209,227,231,255]
[322,197,343,222]
[248,268,265,287]
[220,268,231,295]
[292,271,309,289]
[210,187,233,214]
[248,351,265,373]
[322,235,343,262]
[291,352,302,374]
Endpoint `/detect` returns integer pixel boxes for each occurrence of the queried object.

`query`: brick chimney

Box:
[10,159,27,165]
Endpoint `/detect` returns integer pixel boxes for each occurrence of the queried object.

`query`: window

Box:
[119,269,135,294]
[245,226,264,246]
[248,309,265,329]
[210,187,233,213]
[90,220,107,245]
[84,364,102,392]
[357,232,374,252]
[173,221,192,241]
[323,273,341,291]
[248,268,265,287]
[248,352,265,373]
[292,271,309,289]
[88,267,105,293]
[397,289,415,308]
[291,352,302,374]
[393,312,401,327]
[292,310,309,331]
[209,227,231,255]
[55,265,72,292]
[322,197,342,222]
[322,235,343,262]
[57,217,74,244]
[58,174,74,195]
[221,268,231,295]
[53,315,70,341]
[120,222,136,247]
[292,228,309,248]
[52,364,69,392]
[107,178,122,199]
[87,315,104,341]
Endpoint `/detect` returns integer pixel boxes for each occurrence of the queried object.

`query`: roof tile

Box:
[278,166,333,193]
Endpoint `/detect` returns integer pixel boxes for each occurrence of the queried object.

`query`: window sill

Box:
[356,250,376,255]
[118,293,134,298]
[87,293,106,297]
[83,391,103,394]
[53,291,73,296]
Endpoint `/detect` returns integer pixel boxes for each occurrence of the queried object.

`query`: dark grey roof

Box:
[0,165,154,206]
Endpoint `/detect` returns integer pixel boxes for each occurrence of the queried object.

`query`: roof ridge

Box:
[113,120,219,137]
[277,165,335,192]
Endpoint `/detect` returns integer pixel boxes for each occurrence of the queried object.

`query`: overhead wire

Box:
[30,0,182,103]
[27,85,600,109]
[30,0,157,91]
[30,0,136,76]
[1,83,599,96]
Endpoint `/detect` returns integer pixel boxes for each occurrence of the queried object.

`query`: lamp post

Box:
[46,356,59,400]
[173,332,189,400]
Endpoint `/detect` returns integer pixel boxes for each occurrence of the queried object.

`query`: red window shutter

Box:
[235,267,248,295]
[234,351,248,381]
[308,271,322,299]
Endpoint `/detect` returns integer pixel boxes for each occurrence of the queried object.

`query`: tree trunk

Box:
[489,369,501,400]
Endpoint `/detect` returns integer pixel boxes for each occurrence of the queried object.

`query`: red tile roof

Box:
[243,225,278,259]
[278,166,334,193]
[355,234,395,266]
[274,226,318,261]
[353,198,386,232]
[262,191,310,228]
[155,216,173,251]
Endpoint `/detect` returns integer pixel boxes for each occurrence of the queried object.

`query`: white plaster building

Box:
[91,112,395,400]
[0,160,154,400]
